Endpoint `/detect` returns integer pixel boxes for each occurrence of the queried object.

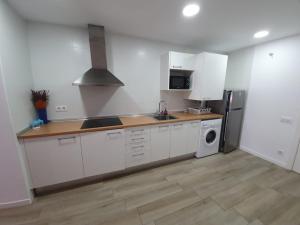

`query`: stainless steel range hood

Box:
[73,25,124,86]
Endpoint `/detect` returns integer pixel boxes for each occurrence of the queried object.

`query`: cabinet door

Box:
[186,121,201,154]
[201,53,228,100]
[81,129,125,177]
[169,52,195,71]
[151,125,170,161]
[24,135,84,188]
[170,123,187,157]
[188,52,228,100]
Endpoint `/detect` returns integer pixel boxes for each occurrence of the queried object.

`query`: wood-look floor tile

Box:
[0,204,42,225]
[194,176,240,200]
[138,190,201,224]
[195,208,248,225]
[99,209,141,225]
[125,181,182,210]
[246,167,291,188]
[49,200,126,225]
[234,188,283,222]
[272,173,300,197]
[248,220,265,225]
[223,163,270,182]
[154,198,222,225]
[112,174,166,199]
[212,182,262,209]
[258,196,300,225]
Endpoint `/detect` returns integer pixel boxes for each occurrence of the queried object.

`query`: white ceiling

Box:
[7,0,300,52]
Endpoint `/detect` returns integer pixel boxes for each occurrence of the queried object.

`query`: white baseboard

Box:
[0,198,32,209]
[240,145,288,169]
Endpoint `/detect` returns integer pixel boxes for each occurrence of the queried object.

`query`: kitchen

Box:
[1,0,300,224]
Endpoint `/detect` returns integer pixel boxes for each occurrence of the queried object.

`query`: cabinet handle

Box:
[107,132,122,136]
[107,132,122,139]
[58,136,76,144]
[158,126,169,129]
[131,129,144,133]
[58,136,76,141]
[131,137,145,141]
[172,65,182,69]
[132,153,145,157]
[132,145,144,149]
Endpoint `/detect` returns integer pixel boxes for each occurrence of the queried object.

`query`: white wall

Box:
[225,47,254,92]
[0,64,31,208]
[0,0,33,208]
[240,35,300,168]
[28,22,194,120]
[0,0,34,132]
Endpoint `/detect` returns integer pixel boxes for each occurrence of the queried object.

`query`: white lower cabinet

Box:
[170,123,188,157]
[80,129,125,177]
[125,127,151,167]
[24,135,84,188]
[24,120,202,188]
[186,121,201,154]
[151,124,170,161]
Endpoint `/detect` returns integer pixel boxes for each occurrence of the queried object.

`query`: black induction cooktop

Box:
[81,117,123,129]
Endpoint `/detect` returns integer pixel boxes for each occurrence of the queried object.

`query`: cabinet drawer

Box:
[126,151,149,167]
[126,127,149,138]
[126,143,149,154]
[171,123,185,129]
[126,135,149,145]
[151,124,170,132]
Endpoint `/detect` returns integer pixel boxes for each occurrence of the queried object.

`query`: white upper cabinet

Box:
[160,51,195,90]
[81,129,125,177]
[187,52,228,100]
[24,135,84,188]
[169,51,195,70]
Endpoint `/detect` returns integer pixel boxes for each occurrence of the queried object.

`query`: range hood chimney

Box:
[73,24,124,86]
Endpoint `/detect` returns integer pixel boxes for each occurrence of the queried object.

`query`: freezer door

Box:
[223,109,244,153]
[229,90,245,110]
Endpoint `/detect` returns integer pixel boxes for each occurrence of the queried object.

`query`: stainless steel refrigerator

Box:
[207,90,245,153]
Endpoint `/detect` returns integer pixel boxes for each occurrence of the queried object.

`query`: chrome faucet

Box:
[158,100,166,115]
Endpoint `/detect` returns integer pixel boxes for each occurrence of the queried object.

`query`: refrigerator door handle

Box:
[223,112,229,143]
[229,107,243,112]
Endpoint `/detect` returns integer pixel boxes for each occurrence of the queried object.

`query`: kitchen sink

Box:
[81,117,123,129]
[152,115,177,121]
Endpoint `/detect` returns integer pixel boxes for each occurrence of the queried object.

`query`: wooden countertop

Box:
[18,112,223,139]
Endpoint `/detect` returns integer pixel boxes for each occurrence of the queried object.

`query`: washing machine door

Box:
[204,128,217,146]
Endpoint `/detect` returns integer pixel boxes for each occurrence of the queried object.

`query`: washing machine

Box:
[196,119,222,158]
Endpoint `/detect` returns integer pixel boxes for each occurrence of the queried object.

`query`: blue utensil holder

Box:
[37,108,48,124]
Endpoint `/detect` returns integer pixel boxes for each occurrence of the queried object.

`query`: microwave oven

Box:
[169,75,190,89]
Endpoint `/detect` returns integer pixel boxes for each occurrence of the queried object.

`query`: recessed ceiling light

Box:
[182,4,200,17]
[254,30,269,39]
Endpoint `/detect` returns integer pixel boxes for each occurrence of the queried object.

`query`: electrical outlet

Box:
[280,116,293,124]
[277,150,284,156]
[56,105,68,112]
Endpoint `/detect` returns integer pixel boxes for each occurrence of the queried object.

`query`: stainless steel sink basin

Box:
[152,115,177,121]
